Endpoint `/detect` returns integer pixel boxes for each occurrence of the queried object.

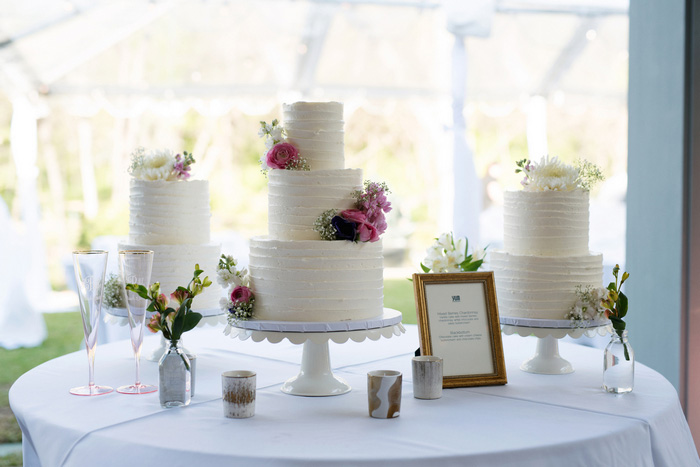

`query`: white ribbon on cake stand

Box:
[500,317,612,375]
[225,308,405,396]
[104,307,226,361]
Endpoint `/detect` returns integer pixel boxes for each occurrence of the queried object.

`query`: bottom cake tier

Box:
[490,250,603,320]
[118,241,222,311]
[248,236,384,322]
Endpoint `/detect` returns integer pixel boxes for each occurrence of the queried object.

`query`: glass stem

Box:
[87,342,96,388]
[134,350,141,386]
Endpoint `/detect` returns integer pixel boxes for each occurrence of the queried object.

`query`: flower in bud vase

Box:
[601,265,634,394]
[126,265,211,407]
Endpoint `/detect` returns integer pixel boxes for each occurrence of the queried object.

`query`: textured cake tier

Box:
[119,242,222,311]
[490,250,603,320]
[248,236,384,322]
[503,190,590,256]
[268,169,362,240]
[128,179,212,245]
[283,102,344,170]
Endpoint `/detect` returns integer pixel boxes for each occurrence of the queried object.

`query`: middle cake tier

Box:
[267,168,363,241]
[248,236,384,322]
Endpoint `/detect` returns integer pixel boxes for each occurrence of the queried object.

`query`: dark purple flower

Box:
[331,215,357,241]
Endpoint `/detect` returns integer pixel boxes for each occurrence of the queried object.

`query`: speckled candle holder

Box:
[222,370,256,419]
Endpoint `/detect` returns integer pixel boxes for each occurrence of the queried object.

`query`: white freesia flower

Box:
[264,137,275,150]
[436,232,453,250]
[525,156,579,192]
[269,126,283,142]
[446,248,465,268]
[471,245,486,262]
[454,237,466,257]
[431,256,449,273]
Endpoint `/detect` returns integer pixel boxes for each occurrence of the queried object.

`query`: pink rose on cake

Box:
[230,285,254,305]
[266,142,300,170]
[340,209,380,243]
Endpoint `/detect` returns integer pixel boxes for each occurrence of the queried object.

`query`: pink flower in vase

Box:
[170,289,192,307]
[146,313,162,333]
[266,142,299,170]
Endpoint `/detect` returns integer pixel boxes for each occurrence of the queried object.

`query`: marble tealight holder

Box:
[222,371,256,419]
[367,370,402,419]
[412,356,443,400]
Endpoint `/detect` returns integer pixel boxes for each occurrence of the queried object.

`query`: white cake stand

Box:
[104,307,226,361]
[225,308,405,397]
[500,317,612,375]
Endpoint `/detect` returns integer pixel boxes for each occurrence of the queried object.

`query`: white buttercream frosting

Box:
[491,251,603,320]
[503,190,590,256]
[128,179,212,245]
[248,237,384,322]
[268,168,363,240]
[283,101,344,170]
[123,178,221,311]
[118,242,222,311]
[493,188,603,320]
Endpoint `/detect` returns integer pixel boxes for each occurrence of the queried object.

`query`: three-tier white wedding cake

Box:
[248,102,385,322]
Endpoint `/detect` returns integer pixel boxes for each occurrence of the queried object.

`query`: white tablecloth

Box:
[10,325,699,467]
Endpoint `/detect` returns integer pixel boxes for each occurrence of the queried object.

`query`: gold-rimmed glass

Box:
[71,250,113,396]
[117,250,156,395]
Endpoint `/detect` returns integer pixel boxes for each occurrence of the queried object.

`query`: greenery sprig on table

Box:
[602,264,631,360]
[126,265,212,343]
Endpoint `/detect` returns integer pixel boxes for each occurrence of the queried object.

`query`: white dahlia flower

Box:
[525,156,579,192]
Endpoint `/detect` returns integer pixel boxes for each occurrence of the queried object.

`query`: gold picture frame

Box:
[412,272,507,388]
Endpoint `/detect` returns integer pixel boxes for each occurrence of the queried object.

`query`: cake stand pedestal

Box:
[500,317,611,375]
[225,309,404,396]
[104,307,226,361]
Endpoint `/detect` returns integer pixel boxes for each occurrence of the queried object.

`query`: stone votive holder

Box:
[412,356,443,400]
[222,370,256,419]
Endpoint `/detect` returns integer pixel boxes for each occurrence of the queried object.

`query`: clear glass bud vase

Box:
[159,339,191,408]
[603,330,634,394]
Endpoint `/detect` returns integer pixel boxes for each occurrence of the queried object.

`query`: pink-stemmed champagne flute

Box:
[117,250,156,394]
[71,250,113,396]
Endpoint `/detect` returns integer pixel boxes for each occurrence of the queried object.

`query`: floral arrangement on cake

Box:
[602,264,631,359]
[258,119,310,173]
[565,285,609,324]
[125,265,211,343]
[515,156,604,191]
[420,232,486,273]
[103,273,126,309]
[313,181,391,243]
[217,255,255,322]
[128,147,195,181]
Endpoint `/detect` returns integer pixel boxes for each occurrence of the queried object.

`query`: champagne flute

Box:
[117,250,156,394]
[71,250,113,396]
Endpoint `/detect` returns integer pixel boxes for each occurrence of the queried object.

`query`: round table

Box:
[10,325,699,467]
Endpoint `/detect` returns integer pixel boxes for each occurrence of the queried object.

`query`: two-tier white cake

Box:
[119,176,222,310]
[491,168,603,320]
[248,102,384,322]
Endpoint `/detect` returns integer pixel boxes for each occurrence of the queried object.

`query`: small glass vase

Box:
[158,339,191,408]
[603,330,634,394]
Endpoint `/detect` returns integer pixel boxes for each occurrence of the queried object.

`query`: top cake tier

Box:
[503,190,590,256]
[283,102,344,170]
[128,179,212,245]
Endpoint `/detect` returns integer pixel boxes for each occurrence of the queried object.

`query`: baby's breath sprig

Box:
[575,159,605,191]
[314,209,340,240]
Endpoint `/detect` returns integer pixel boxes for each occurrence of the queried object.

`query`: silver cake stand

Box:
[500,316,612,375]
[104,307,226,361]
[225,308,404,397]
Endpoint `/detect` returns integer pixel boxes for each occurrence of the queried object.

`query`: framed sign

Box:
[412,272,507,388]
